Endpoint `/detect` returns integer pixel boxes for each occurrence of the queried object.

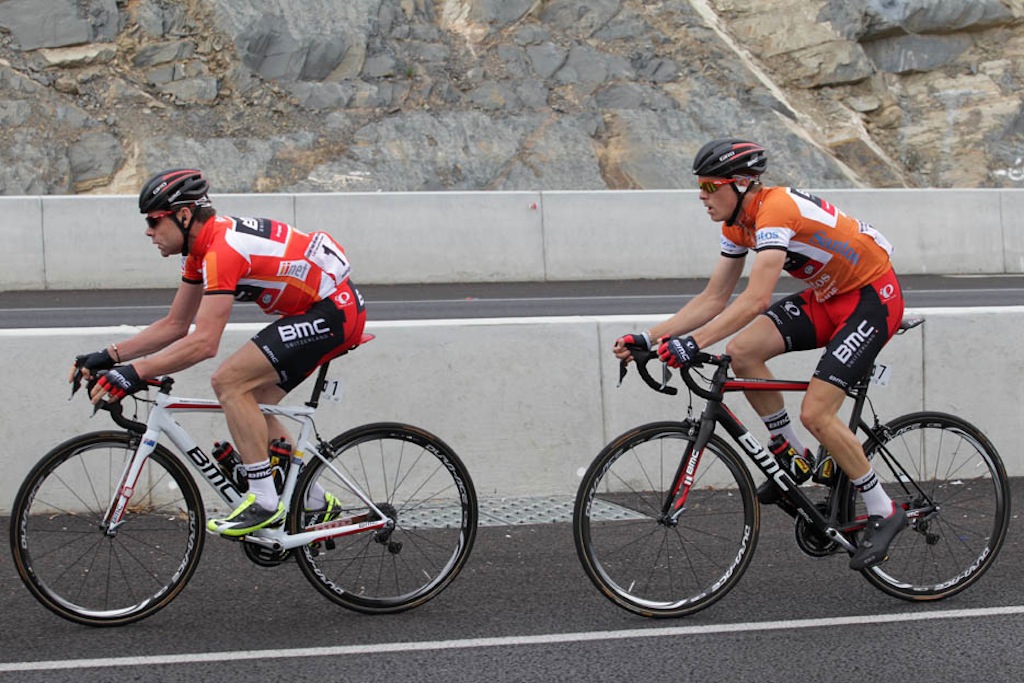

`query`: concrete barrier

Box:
[2,189,1022,290]
[1,306,1019,514]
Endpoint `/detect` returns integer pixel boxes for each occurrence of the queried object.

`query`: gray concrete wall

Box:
[1,307,1018,514]
[2,189,1021,290]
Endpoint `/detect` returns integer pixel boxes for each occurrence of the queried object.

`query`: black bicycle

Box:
[573,318,1010,617]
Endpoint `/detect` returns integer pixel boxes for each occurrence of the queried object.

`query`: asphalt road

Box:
[2,483,1023,682]
[1,274,1023,328]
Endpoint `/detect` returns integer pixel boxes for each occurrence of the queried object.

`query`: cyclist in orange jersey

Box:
[71,168,366,536]
[613,139,907,570]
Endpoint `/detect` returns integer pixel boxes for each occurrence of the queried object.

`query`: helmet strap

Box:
[171,207,200,257]
[724,184,745,226]
[724,179,758,226]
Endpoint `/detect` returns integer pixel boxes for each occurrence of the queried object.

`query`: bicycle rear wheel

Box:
[292,422,477,614]
[573,422,759,618]
[841,412,1010,600]
[9,431,205,626]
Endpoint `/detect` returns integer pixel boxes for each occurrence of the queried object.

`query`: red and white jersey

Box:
[721,187,893,301]
[183,215,352,316]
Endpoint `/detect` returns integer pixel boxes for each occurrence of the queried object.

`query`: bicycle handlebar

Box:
[70,368,153,434]
[619,345,677,395]
[620,343,728,402]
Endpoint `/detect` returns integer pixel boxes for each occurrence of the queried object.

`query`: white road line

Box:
[3,605,1023,673]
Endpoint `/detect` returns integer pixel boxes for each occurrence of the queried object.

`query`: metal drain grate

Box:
[398,503,468,529]
[476,496,647,527]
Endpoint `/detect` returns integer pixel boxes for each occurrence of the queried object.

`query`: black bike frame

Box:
[658,354,888,553]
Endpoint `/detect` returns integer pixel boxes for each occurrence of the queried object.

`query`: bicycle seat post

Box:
[306,361,332,408]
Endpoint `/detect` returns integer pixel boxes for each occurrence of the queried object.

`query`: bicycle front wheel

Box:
[9,431,205,626]
[574,422,759,618]
[292,422,477,614]
[841,412,1010,601]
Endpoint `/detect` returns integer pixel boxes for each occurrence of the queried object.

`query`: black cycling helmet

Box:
[692,138,767,226]
[138,168,212,256]
[692,138,767,178]
[138,168,210,213]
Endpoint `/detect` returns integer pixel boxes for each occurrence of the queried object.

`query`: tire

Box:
[9,431,206,626]
[573,422,759,618]
[840,412,1010,601]
[292,422,477,614]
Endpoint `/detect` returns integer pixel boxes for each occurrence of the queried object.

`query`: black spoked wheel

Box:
[841,412,1010,600]
[292,422,477,613]
[573,422,759,618]
[10,431,205,626]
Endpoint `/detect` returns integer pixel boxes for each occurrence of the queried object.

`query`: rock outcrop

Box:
[0,0,1021,195]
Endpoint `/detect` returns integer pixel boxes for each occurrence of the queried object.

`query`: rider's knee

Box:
[724,337,744,362]
[725,336,762,374]
[799,403,835,437]
[209,366,236,400]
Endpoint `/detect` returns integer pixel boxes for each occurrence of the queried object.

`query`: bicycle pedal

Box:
[206,527,242,541]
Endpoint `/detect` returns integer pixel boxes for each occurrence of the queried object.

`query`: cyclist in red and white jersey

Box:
[613,139,907,570]
[73,168,366,536]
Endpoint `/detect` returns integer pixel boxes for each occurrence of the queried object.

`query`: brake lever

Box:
[618,344,678,395]
[70,367,83,399]
[659,360,672,391]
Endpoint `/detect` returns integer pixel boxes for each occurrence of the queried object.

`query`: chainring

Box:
[794,504,841,557]
[242,541,291,567]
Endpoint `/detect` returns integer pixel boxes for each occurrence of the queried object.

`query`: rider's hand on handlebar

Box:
[613,332,652,362]
[658,335,700,369]
[90,365,145,405]
[69,348,115,384]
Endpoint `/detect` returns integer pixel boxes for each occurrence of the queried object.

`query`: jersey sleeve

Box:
[720,224,750,258]
[181,254,204,285]
[199,237,251,295]
[753,226,795,252]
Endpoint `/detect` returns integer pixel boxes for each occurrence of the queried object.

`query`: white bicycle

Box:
[10,335,478,626]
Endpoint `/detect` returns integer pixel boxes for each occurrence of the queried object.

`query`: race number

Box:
[869,363,892,386]
[322,378,345,402]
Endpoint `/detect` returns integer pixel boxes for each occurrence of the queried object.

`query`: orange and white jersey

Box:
[721,187,893,301]
[183,215,353,316]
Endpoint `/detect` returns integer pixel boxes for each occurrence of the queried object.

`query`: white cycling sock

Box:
[762,408,808,455]
[852,469,894,518]
[243,460,279,510]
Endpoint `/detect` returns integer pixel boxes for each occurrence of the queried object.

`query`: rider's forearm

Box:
[648,291,727,342]
[108,317,192,364]
[130,331,220,379]
[689,290,769,350]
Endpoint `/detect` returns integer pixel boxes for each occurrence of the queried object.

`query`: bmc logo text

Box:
[280,318,330,342]
[739,433,790,492]
[833,321,876,363]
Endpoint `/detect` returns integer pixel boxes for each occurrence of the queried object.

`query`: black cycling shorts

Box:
[764,269,904,390]
[252,281,367,392]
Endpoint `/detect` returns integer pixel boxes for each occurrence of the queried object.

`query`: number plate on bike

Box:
[323,378,345,402]
[870,363,891,386]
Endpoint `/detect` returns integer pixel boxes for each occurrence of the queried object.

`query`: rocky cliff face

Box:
[1,0,1022,196]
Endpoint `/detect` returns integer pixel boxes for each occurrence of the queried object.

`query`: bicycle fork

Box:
[101,432,158,536]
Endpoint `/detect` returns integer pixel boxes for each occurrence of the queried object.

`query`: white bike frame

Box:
[103,388,393,552]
